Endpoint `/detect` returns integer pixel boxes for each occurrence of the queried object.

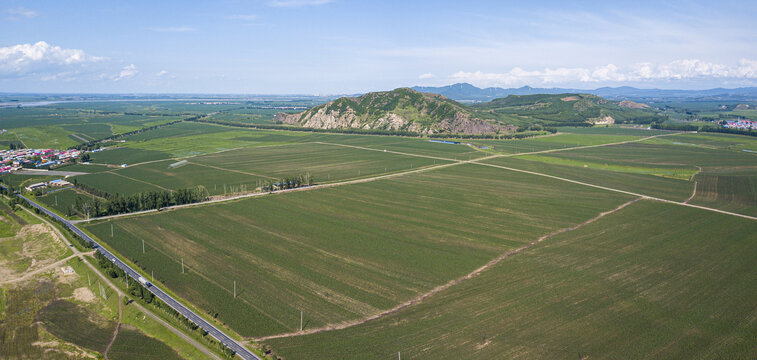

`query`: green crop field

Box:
[36,188,100,217]
[114,159,271,196]
[37,300,116,354]
[67,139,470,198]
[107,326,184,360]
[0,104,186,148]
[90,147,173,165]
[692,168,757,216]
[466,133,643,154]
[558,126,670,136]
[189,142,446,184]
[74,172,165,195]
[84,164,630,337]
[267,201,757,359]
[481,156,695,201]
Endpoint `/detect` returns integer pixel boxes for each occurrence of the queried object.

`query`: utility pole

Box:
[300,310,303,331]
[111,223,113,237]
[233,280,236,298]
[181,258,184,274]
[398,351,401,360]
[87,273,91,286]
[142,239,145,254]
[151,270,154,282]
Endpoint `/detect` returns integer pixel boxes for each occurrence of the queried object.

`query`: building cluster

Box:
[723,119,757,130]
[0,148,81,174]
[25,179,73,192]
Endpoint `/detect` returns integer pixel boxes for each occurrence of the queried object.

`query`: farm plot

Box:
[120,123,311,157]
[74,172,165,196]
[114,159,271,196]
[90,147,172,165]
[691,167,757,216]
[303,133,487,160]
[84,164,631,337]
[36,188,100,218]
[190,142,448,184]
[267,200,757,359]
[645,132,757,152]
[546,141,757,169]
[481,156,695,201]
[107,325,184,360]
[558,126,670,136]
[467,133,642,154]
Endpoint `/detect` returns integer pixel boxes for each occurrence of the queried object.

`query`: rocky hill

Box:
[274,88,509,134]
[473,93,667,126]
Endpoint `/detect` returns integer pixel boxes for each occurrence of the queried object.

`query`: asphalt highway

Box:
[18,194,260,360]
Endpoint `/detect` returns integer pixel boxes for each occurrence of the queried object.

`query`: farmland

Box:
[7,102,757,359]
[266,201,757,359]
[83,163,631,337]
[0,195,218,359]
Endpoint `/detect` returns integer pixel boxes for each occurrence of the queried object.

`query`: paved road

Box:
[16,193,259,360]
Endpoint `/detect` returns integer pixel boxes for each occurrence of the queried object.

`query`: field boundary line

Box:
[254,198,642,342]
[72,156,500,223]
[498,132,679,158]
[69,135,668,224]
[14,132,27,148]
[104,296,123,360]
[313,141,460,162]
[108,171,173,192]
[186,161,277,179]
[685,182,698,204]
[472,161,757,221]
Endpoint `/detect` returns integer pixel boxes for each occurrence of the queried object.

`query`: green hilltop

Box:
[275,89,668,134]
[473,93,667,127]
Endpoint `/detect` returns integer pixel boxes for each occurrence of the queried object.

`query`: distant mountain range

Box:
[412,83,757,102]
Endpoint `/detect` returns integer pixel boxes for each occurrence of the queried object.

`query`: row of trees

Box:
[651,122,757,137]
[71,181,209,217]
[94,252,236,358]
[260,174,312,192]
[71,119,185,151]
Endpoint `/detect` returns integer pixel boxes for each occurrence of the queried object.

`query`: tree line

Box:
[70,180,209,217]
[260,174,312,192]
[651,122,757,137]
[70,119,186,151]
[94,252,237,358]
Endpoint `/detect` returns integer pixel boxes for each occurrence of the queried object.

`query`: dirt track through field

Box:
[103,296,123,360]
[685,182,698,204]
[254,198,642,342]
[17,205,223,360]
[0,251,94,285]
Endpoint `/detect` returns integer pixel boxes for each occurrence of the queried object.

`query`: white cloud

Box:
[114,64,138,81]
[156,70,169,77]
[227,14,258,21]
[268,0,333,8]
[7,7,37,18]
[418,73,435,79]
[451,59,757,87]
[149,26,194,32]
[0,41,103,77]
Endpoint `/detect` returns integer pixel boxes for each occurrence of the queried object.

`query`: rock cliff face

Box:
[275,88,506,134]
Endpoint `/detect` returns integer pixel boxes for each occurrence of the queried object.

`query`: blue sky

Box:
[1,0,756,93]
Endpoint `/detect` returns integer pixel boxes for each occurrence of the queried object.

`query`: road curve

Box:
[17,193,260,360]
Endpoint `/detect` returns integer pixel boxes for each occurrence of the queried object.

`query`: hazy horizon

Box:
[2,0,756,94]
